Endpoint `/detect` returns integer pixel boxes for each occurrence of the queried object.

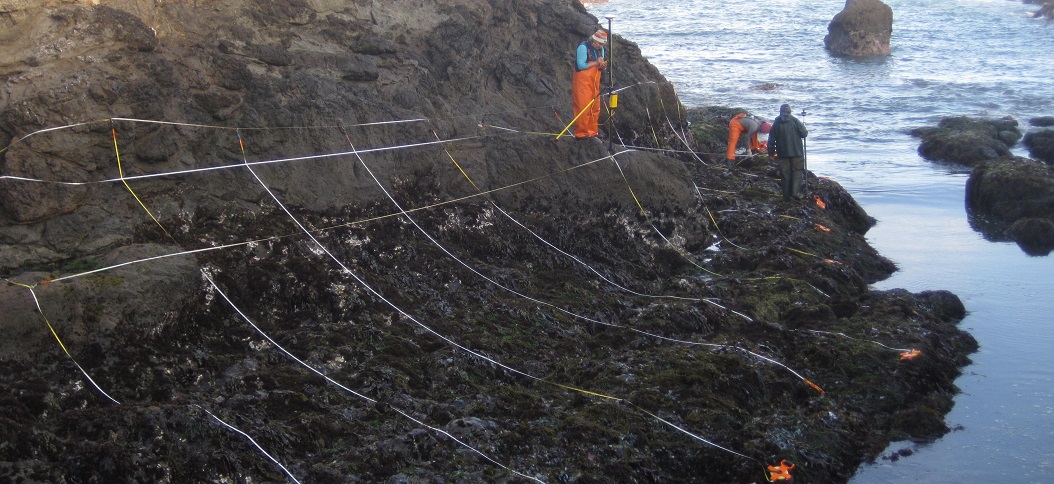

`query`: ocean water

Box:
[586,0,1054,482]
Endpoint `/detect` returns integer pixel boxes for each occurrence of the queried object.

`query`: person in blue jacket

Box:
[572,29,608,138]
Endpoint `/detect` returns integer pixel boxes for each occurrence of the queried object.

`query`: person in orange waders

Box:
[572,29,608,139]
[725,113,771,161]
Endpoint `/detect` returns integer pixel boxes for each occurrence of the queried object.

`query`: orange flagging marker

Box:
[767,459,795,481]
[900,349,922,361]
[803,378,826,395]
[814,223,831,232]
[813,195,827,209]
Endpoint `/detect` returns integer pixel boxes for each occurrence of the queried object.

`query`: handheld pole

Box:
[605,17,614,94]
[606,16,614,151]
[800,109,808,195]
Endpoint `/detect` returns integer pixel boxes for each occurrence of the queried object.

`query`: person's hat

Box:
[591,30,608,44]
[780,104,792,114]
[760,121,772,133]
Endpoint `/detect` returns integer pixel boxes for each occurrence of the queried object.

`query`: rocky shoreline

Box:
[0,148,979,482]
[1,1,978,482]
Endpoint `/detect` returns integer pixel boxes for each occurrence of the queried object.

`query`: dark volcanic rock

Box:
[825,0,893,57]
[1030,116,1054,128]
[1007,217,1054,255]
[0,1,977,483]
[1023,129,1054,164]
[966,157,1054,255]
[910,116,1022,166]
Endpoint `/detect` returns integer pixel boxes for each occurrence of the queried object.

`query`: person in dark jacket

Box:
[769,104,808,200]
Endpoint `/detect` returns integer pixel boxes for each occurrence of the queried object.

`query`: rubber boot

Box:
[792,169,804,199]
[782,170,793,201]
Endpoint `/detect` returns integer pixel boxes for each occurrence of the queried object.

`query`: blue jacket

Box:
[576,41,606,71]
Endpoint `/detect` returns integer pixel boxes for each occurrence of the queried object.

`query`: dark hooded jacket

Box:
[769,112,808,158]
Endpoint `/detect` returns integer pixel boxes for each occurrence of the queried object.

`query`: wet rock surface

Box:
[967,157,1054,255]
[1031,116,1054,128]
[910,116,1022,166]
[1,1,977,483]
[0,158,978,482]
[1023,128,1054,164]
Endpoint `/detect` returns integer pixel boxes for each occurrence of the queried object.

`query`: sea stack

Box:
[824,0,893,57]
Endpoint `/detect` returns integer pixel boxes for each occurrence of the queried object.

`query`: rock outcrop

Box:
[967,157,1054,255]
[1024,128,1054,164]
[824,0,893,57]
[910,116,1022,166]
[1029,0,1054,20]
[1030,116,1054,128]
[0,1,977,483]
[1025,115,1054,163]
[0,0,683,270]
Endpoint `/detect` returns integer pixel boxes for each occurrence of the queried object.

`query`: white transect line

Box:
[489,200,699,302]
[193,404,303,484]
[1,135,481,185]
[202,272,375,402]
[43,240,264,284]
[339,130,794,458]
[666,117,708,165]
[111,116,428,129]
[0,119,106,156]
[13,282,121,405]
[6,140,623,287]
[231,132,545,483]
[353,143,750,348]
[200,270,544,482]
[640,408,756,461]
[804,329,913,353]
[8,278,303,481]
[428,127,700,303]
[0,82,689,186]
[7,101,822,396]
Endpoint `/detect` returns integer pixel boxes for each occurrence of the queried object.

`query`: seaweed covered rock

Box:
[685,105,761,159]
[1007,217,1054,255]
[910,116,1022,166]
[1023,129,1054,164]
[813,177,877,235]
[0,1,977,483]
[966,157,1054,255]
